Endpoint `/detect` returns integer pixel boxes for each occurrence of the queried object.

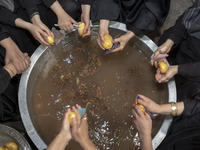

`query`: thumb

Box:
[113,37,120,43]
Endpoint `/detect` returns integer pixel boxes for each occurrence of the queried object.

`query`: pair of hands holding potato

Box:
[151,39,179,83]
[47,104,97,150]
[97,19,135,52]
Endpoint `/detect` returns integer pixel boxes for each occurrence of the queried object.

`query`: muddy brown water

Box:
[29,28,168,150]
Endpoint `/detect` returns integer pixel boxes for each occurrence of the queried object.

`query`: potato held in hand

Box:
[101,34,113,50]
[78,22,85,36]
[137,104,145,113]
[158,61,168,74]
[5,141,18,150]
[46,36,54,44]
[68,111,76,126]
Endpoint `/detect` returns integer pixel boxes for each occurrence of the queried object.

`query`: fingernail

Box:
[137,96,142,100]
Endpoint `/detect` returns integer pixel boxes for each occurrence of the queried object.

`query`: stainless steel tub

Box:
[19,22,176,150]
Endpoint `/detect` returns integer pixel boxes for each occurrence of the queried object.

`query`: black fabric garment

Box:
[0,69,11,94]
[78,0,94,5]
[182,0,200,40]
[91,0,170,36]
[158,5,200,101]
[157,99,200,150]
[19,0,84,21]
[0,46,18,122]
[0,5,18,26]
[0,24,9,41]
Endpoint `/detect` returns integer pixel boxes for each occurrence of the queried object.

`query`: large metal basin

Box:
[19,22,176,150]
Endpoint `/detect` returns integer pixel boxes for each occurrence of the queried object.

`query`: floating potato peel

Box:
[104,34,121,55]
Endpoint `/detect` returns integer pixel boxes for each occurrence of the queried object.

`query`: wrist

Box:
[59,130,71,143]
[78,137,91,147]
[126,31,135,39]
[4,64,17,78]
[166,39,174,48]
[31,14,41,24]
[172,65,178,75]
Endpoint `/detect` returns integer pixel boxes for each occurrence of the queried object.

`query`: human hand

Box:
[71,104,89,143]
[155,65,178,83]
[31,14,54,39]
[97,19,110,50]
[81,5,91,37]
[132,104,152,139]
[112,31,134,52]
[59,108,72,141]
[57,12,78,31]
[4,39,30,74]
[151,39,174,66]
[133,94,161,114]
[28,24,51,46]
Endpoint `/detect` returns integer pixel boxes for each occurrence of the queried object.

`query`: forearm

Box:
[139,134,153,150]
[50,1,66,18]
[81,5,91,17]
[14,18,32,31]
[47,132,70,150]
[79,139,97,150]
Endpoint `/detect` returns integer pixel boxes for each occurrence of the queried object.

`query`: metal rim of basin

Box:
[18,22,176,150]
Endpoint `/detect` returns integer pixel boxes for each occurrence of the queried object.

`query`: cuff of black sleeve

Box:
[43,0,56,8]
[0,33,9,41]
[27,7,39,18]
[78,0,94,5]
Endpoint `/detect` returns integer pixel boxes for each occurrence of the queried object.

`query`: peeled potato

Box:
[5,141,18,150]
[78,22,85,36]
[68,111,76,126]
[137,104,146,113]
[46,36,54,44]
[158,61,168,74]
[101,34,113,49]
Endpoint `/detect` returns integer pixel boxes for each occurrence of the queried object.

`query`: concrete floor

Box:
[1,0,195,149]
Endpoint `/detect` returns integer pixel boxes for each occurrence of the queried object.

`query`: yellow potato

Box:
[137,104,146,113]
[46,36,54,44]
[5,141,18,150]
[78,22,85,36]
[101,34,113,50]
[158,61,168,74]
[68,111,76,126]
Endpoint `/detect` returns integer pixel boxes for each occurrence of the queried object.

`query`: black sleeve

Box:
[0,68,11,94]
[41,0,56,8]
[158,14,188,47]
[178,62,200,81]
[126,0,170,36]
[78,0,94,5]
[0,24,9,41]
[182,99,200,116]
[0,6,18,26]
[91,0,120,22]
[18,0,39,18]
